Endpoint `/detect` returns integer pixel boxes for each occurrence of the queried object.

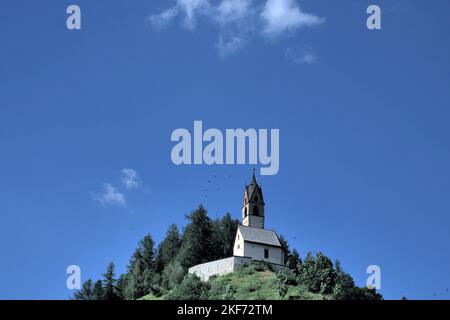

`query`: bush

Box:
[297,252,336,294]
[222,284,236,300]
[276,271,289,299]
[167,274,208,300]
[161,260,186,290]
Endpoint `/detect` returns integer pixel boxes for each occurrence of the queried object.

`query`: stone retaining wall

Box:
[188,256,291,281]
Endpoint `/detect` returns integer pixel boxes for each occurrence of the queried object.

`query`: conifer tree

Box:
[124,234,157,299]
[102,262,119,300]
[278,235,290,265]
[115,274,126,300]
[218,212,239,257]
[177,205,218,269]
[72,279,94,300]
[92,280,105,300]
[156,224,182,273]
[125,249,145,299]
[286,249,302,274]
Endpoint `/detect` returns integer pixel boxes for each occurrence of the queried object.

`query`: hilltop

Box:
[72,206,382,301]
[141,263,324,300]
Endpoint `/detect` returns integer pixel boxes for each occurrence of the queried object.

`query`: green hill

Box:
[141,263,324,300]
[72,207,383,301]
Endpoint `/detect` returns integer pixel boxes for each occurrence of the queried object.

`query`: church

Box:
[189,171,289,281]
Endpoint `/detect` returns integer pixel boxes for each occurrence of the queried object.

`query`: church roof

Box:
[238,225,281,247]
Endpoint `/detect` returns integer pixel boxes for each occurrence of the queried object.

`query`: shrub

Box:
[167,274,208,300]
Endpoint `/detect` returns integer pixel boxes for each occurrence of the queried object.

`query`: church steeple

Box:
[250,169,257,185]
[242,169,265,229]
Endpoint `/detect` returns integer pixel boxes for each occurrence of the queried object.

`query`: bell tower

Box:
[242,169,265,229]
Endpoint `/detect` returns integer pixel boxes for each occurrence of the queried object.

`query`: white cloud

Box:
[261,0,325,38]
[149,0,211,30]
[216,0,253,24]
[149,7,179,30]
[286,47,317,64]
[179,0,212,28]
[94,183,126,207]
[121,168,140,189]
[216,34,246,57]
[148,0,324,56]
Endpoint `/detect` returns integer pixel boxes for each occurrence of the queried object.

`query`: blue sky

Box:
[1,0,450,299]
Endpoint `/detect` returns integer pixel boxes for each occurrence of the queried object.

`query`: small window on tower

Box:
[264,249,269,259]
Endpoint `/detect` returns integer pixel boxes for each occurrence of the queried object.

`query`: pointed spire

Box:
[251,168,257,185]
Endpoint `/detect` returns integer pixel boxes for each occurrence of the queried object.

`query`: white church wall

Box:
[233,229,245,257]
[243,242,284,266]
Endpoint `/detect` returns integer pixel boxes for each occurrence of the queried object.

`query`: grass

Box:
[141,263,325,300]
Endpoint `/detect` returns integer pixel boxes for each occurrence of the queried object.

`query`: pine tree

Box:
[141,235,156,271]
[177,205,218,269]
[156,224,182,273]
[124,249,145,299]
[278,235,290,265]
[218,212,239,257]
[161,260,186,290]
[72,279,94,300]
[115,274,126,300]
[102,262,119,300]
[140,235,157,294]
[286,249,301,274]
[124,235,157,299]
[92,280,105,300]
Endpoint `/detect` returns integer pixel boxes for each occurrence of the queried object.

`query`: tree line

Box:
[73,205,382,300]
[73,205,238,300]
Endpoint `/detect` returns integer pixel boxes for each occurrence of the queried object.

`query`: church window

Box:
[253,205,259,216]
[264,249,269,259]
[244,208,247,217]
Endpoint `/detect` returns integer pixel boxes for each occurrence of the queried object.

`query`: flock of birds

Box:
[203,174,233,199]
[125,172,450,300]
